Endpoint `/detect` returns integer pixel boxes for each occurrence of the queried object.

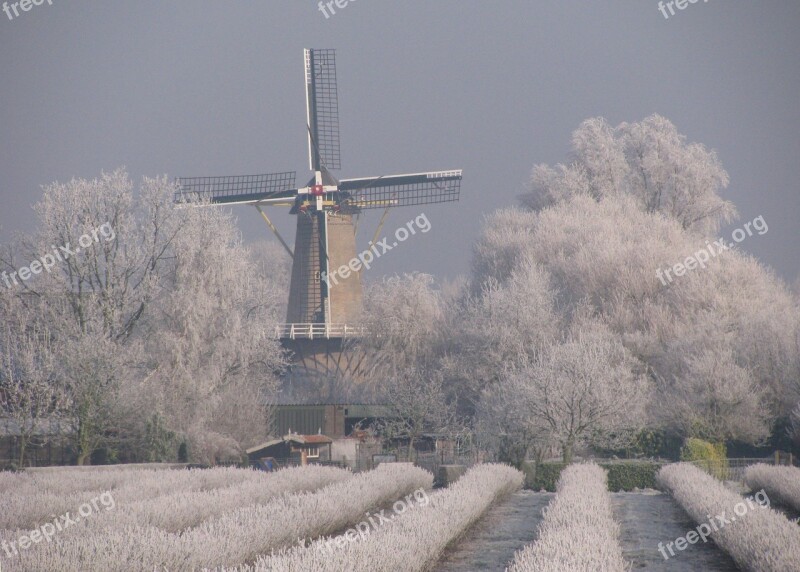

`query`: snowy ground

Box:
[435,490,741,571]
[435,490,553,571]
[610,491,738,571]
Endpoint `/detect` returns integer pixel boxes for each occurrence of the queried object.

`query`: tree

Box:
[661,345,769,444]
[788,403,800,450]
[475,372,550,468]
[500,326,650,464]
[0,169,287,464]
[376,367,457,462]
[449,259,560,416]
[135,200,286,462]
[465,116,800,450]
[525,115,736,235]
[0,293,65,466]
[361,273,445,373]
[56,331,127,465]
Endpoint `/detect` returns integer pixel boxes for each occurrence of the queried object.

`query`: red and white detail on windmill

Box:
[311,184,325,196]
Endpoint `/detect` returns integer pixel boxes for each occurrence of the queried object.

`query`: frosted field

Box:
[1,462,799,571]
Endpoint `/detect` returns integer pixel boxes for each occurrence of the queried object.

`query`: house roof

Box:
[246,433,333,455]
[245,438,283,455]
[301,434,333,444]
[285,434,333,445]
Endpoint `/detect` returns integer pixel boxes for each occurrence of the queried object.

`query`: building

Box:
[246,432,334,467]
[272,403,392,438]
[329,429,383,471]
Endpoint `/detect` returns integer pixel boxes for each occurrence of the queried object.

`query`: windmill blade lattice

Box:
[174,172,297,206]
[338,170,462,210]
[305,49,341,171]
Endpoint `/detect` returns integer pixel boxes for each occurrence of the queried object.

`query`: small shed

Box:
[246,432,333,466]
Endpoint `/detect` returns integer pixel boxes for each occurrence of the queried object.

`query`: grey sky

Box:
[1,1,798,284]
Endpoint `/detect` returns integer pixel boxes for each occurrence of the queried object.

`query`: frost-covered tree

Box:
[57,330,129,464]
[496,321,649,463]
[450,259,560,415]
[475,372,550,467]
[361,272,445,375]
[789,403,800,449]
[525,115,736,235]
[358,274,462,446]
[0,169,286,464]
[661,345,769,443]
[467,115,799,451]
[11,169,154,463]
[135,202,286,462]
[376,367,456,461]
[0,292,65,465]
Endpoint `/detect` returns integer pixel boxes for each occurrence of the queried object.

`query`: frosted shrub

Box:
[2,465,351,537]
[5,463,431,571]
[4,465,260,498]
[658,463,800,571]
[507,463,627,572]
[244,463,523,572]
[114,464,352,531]
[744,464,800,512]
[0,466,269,530]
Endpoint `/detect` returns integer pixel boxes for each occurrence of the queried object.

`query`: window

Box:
[306,447,320,458]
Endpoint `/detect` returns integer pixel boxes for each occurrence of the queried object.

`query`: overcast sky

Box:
[1,1,798,285]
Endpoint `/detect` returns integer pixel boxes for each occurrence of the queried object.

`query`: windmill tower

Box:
[176,49,462,400]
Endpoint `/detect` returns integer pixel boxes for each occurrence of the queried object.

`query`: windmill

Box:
[175,49,462,398]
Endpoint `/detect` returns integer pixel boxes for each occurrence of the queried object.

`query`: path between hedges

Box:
[434,490,739,571]
[434,490,553,571]
[611,491,739,571]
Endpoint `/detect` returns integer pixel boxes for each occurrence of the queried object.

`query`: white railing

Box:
[276,323,367,340]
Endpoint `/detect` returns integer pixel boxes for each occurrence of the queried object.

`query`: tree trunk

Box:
[77,415,93,466]
[562,435,575,464]
[17,435,27,467]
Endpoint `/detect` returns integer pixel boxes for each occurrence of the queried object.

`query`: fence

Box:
[690,454,796,482]
[411,451,479,483]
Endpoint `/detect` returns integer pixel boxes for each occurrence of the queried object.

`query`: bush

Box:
[658,463,800,571]
[680,438,728,479]
[178,441,189,463]
[255,464,523,571]
[508,463,627,572]
[596,429,683,460]
[680,437,726,461]
[528,461,663,491]
[604,462,664,491]
[744,464,800,512]
[529,462,566,491]
[9,463,432,571]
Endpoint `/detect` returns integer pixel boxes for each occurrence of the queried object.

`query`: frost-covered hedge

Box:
[240,463,523,572]
[42,464,351,534]
[0,465,268,530]
[1,464,251,497]
[528,461,662,491]
[109,464,351,532]
[508,463,627,572]
[4,463,431,571]
[744,464,800,513]
[658,463,800,571]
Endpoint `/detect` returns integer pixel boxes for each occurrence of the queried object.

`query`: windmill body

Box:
[176,49,462,397]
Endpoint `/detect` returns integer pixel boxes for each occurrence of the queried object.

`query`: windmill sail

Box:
[305,48,341,171]
[338,170,462,210]
[174,172,297,206]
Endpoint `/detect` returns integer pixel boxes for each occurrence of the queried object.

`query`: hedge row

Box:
[524,461,666,491]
